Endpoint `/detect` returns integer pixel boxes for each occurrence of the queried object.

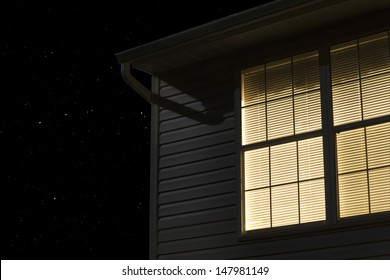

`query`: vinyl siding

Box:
[158,225,390,259]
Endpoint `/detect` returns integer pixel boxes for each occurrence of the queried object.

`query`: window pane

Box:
[293,51,320,94]
[338,171,369,218]
[272,183,299,227]
[332,80,362,126]
[266,58,292,101]
[271,142,297,186]
[294,90,322,134]
[267,97,293,140]
[331,41,359,84]
[359,32,390,78]
[242,103,266,145]
[300,179,326,223]
[244,148,269,191]
[298,137,324,181]
[241,65,265,107]
[245,188,271,231]
[336,127,367,174]
[366,122,390,169]
[369,167,390,213]
[362,73,390,120]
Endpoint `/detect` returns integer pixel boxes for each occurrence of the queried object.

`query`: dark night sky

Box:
[4,1,272,259]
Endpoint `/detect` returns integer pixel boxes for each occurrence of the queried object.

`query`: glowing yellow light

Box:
[243,138,325,230]
[243,30,390,231]
[336,123,390,218]
[242,51,325,231]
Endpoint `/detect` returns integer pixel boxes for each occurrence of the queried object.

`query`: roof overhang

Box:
[115,0,390,75]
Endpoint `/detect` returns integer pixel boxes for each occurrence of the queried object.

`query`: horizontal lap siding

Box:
[160,115,234,144]
[159,193,236,217]
[160,106,234,133]
[159,233,237,255]
[157,71,238,258]
[159,155,235,180]
[159,167,236,192]
[160,91,234,121]
[158,206,237,230]
[160,130,235,156]
[158,225,390,259]
[159,180,236,204]
[160,142,235,168]
[159,220,237,242]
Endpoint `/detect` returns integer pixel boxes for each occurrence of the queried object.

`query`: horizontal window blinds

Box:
[241,51,324,231]
[331,32,390,126]
[242,30,390,233]
[241,52,322,145]
[331,31,390,219]
[336,123,390,217]
[244,137,325,230]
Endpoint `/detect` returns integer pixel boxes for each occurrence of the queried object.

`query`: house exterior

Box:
[116,0,390,259]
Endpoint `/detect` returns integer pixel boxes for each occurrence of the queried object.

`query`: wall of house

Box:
[149,32,390,260]
[150,62,237,258]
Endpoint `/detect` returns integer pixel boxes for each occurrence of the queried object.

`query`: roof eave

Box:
[115,0,390,75]
[115,0,328,64]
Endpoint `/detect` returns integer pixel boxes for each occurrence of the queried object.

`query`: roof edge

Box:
[115,0,337,64]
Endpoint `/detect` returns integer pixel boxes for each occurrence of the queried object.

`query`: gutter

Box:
[120,62,152,103]
[119,61,224,120]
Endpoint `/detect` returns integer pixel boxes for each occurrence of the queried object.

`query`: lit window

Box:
[241,30,390,233]
[336,123,390,217]
[331,32,390,218]
[241,51,325,231]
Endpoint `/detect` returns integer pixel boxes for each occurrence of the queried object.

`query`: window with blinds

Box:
[241,30,390,233]
[242,52,322,145]
[331,32,390,126]
[331,31,390,218]
[336,123,390,218]
[241,51,325,231]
